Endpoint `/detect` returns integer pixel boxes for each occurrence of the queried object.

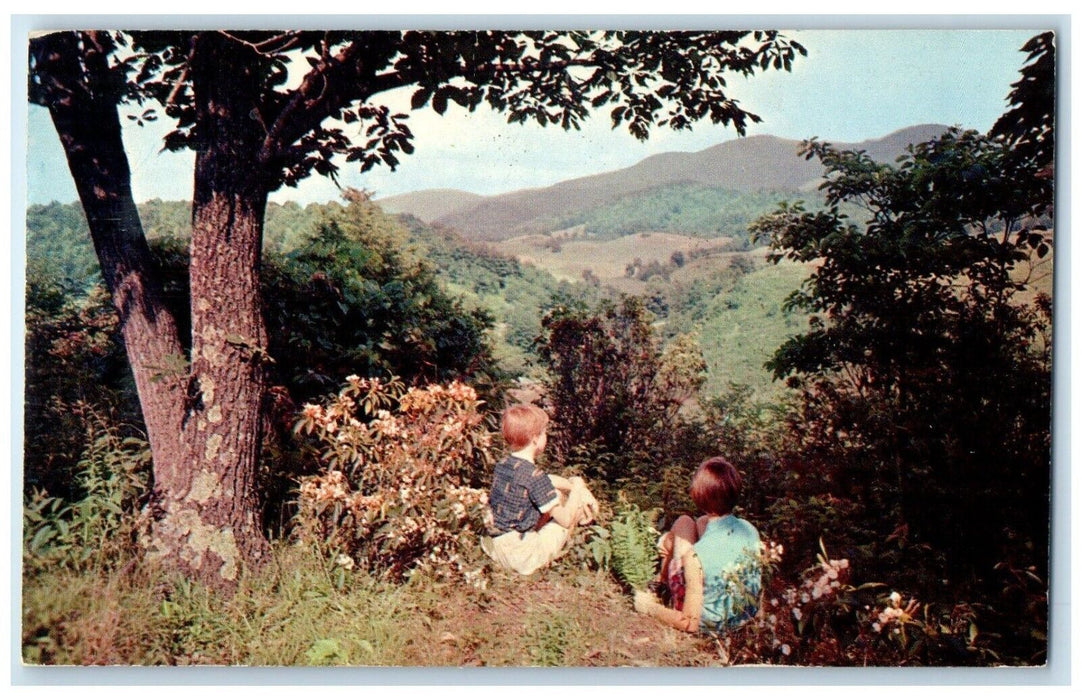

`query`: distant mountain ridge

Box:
[376,189,485,224]
[376,124,952,241]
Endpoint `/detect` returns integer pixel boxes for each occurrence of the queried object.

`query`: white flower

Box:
[781,644,791,656]
[890,591,902,608]
[335,553,355,570]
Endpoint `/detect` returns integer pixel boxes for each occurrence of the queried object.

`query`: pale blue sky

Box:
[25,28,1040,205]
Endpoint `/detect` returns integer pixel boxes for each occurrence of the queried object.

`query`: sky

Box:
[23,27,1041,206]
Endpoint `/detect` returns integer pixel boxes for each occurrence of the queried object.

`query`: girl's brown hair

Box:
[501,404,549,450]
[689,456,742,515]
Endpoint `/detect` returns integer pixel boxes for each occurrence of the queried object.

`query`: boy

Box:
[482,404,599,575]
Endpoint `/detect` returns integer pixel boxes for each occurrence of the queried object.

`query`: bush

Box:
[723,543,1002,666]
[293,375,495,583]
[23,406,150,574]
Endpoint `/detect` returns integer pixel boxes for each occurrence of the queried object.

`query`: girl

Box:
[634,456,762,633]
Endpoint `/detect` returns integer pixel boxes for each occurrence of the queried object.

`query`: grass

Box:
[21,542,723,667]
[694,258,811,399]
[493,231,731,285]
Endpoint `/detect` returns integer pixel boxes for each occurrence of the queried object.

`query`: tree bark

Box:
[142,33,273,587]
[34,31,272,591]
[36,30,190,520]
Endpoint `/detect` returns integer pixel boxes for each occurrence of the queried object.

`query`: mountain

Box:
[375,188,485,223]
[385,124,952,242]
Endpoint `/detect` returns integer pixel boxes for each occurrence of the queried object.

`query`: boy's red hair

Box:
[501,404,549,450]
[689,456,743,516]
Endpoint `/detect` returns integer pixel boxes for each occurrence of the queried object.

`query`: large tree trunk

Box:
[144,33,273,587]
[36,31,190,518]
[33,31,271,591]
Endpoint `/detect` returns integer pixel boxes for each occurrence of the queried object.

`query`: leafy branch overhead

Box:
[82,30,805,189]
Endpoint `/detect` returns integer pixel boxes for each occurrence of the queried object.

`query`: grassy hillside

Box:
[690,257,811,396]
[549,184,810,243]
[398,216,584,376]
[494,230,732,285]
[21,541,726,666]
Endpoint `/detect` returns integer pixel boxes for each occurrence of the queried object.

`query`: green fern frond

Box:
[609,499,660,590]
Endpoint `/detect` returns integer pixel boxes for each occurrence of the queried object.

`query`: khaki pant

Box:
[482,522,571,575]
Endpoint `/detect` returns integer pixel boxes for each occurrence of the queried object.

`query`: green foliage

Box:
[26,202,99,294]
[608,498,661,591]
[23,277,139,499]
[991,31,1055,191]
[398,215,568,374]
[525,607,584,666]
[24,196,501,529]
[750,128,1052,599]
[537,296,704,474]
[23,409,150,574]
[304,638,350,666]
[552,184,811,245]
[262,196,498,399]
[691,261,809,397]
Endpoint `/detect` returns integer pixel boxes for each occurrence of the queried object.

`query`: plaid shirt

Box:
[488,455,559,534]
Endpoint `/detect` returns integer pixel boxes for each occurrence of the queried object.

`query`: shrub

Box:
[293,375,495,583]
[724,542,1002,666]
[23,406,151,574]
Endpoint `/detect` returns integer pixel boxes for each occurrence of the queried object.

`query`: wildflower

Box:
[781,644,791,656]
[890,591,902,608]
[872,622,881,632]
[335,553,355,570]
[792,607,803,621]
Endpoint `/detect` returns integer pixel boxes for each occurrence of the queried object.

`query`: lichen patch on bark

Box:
[188,469,222,503]
[205,433,223,462]
[148,505,241,583]
[201,376,217,406]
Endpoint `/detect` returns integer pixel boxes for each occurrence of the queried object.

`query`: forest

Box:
[22,30,1054,668]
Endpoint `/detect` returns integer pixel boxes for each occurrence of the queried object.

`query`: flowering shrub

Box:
[721,541,998,666]
[293,376,495,582]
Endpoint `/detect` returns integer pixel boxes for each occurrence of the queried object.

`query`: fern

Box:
[609,499,660,590]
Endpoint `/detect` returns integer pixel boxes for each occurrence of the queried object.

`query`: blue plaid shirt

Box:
[488,455,559,534]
